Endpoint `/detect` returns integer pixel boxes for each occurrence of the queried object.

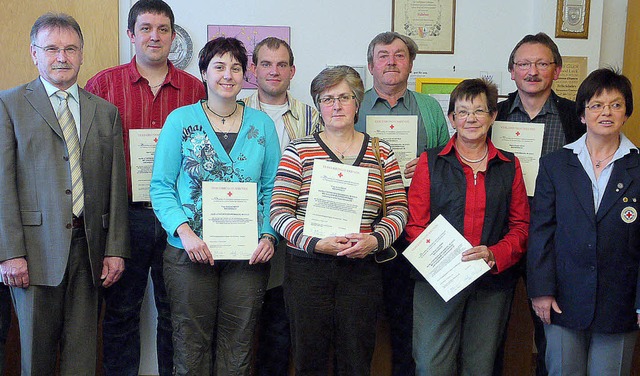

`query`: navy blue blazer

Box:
[527,146,640,333]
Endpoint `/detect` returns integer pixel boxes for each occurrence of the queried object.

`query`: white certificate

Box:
[404,215,490,302]
[129,129,162,202]
[491,121,544,196]
[202,182,258,260]
[303,159,368,238]
[366,115,418,186]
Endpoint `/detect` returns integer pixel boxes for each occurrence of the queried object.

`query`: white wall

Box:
[120,0,627,106]
[118,0,628,373]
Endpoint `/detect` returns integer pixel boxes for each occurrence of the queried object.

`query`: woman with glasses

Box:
[406,78,529,375]
[150,37,281,375]
[270,65,407,375]
[528,68,640,375]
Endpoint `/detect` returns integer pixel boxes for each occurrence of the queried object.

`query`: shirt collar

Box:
[128,56,181,89]
[440,134,511,163]
[40,77,79,103]
[509,92,558,117]
[368,87,411,111]
[565,133,638,158]
[254,91,299,121]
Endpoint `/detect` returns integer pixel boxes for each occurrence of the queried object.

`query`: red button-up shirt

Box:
[85,57,206,195]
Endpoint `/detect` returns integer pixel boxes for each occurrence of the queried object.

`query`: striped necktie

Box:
[55,90,84,216]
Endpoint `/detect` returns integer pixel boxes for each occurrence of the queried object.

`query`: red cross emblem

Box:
[227,191,233,197]
[515,131,520,137]
[390,125,395,129]
[338,172,343,178]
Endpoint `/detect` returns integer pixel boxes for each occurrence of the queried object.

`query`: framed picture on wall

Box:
[392,0,456,54]
[555,0,590,39]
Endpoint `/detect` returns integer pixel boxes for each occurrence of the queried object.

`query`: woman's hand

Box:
[176,223,214,265]
[461,245,495,268]
[404,157,420,180]
[314,236,351,256]
[338,233,379,258]
[250,237,275,265]
[532,296,562,325]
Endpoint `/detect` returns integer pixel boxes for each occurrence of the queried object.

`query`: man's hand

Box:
[0,257,30,288]
[101,256,125,288]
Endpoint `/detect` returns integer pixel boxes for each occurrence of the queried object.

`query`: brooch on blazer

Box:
[621,206,637,223]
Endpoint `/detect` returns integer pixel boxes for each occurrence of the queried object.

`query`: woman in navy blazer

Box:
[527,68,640,375]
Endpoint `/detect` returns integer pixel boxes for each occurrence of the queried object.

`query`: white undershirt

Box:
[260,101,290,153]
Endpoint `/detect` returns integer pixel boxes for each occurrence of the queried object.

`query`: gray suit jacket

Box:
[0,78,130,286]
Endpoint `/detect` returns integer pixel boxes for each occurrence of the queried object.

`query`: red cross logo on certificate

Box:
[425,238,430,244]
[390,124,395,129]
[515,131,520,137]
[338,172,343,178]
[227,191,233,197]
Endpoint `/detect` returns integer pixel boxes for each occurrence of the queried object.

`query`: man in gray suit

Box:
[0,13,129,375]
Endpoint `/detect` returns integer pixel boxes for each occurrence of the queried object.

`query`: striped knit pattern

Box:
[56,91,84,216]
[270,133,408,258]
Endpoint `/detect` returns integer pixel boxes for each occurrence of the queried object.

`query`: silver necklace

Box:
[458,145,488,164]
[586,138,619,168]
[327,133,356,159]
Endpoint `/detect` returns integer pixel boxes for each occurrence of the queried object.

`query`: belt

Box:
[72,215,84,229]
[130,201,153,209]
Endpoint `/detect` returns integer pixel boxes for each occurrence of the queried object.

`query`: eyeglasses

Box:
[454,109,491,120]
[33,45,80,57]
[513,61,556,71]
[585,102,625,113]
[318,95,356,107]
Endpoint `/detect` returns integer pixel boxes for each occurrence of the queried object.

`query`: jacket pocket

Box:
[20,211,42,226]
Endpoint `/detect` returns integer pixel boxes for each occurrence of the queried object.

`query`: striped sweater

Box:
[270,132,408,259]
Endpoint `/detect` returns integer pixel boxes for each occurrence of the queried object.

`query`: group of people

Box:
[0,1,638,376]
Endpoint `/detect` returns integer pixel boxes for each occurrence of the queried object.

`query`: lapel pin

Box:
[623,197,629,202]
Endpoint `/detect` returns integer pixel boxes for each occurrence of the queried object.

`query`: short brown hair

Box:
[310,66,364,123]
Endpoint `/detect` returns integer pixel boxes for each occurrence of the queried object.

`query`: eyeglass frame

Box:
[453,108,492,120]
[32,44,81,57]
[512,60,556,71]
[584,102,626,113]
[317,94,357,107]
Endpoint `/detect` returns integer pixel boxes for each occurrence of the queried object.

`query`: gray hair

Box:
[366,32,418,65]
[30,13,84,47]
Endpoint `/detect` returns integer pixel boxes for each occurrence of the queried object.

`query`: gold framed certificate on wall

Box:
[392,0,456,54]
[555,0,590,39]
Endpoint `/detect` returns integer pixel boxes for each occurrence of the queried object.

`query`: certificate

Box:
[202,182,258,260]
[366,115,418,186]
[491,121,544,196]
[303,159,368,238]
[129,129,161,202]
[404,214,489,302]
[392,0,456,53]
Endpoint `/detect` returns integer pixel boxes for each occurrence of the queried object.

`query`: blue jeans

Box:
[102,205,173,376]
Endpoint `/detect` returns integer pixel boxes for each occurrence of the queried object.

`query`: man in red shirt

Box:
[85,1,204,375]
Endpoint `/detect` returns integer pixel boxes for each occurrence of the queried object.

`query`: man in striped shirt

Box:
[85,1,204,375]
